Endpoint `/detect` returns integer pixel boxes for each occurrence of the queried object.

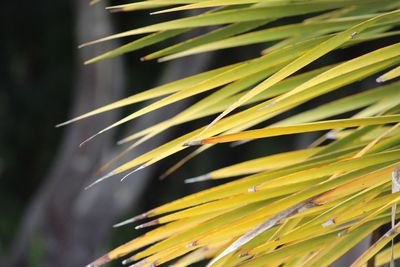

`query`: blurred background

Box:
[1,1,394,267]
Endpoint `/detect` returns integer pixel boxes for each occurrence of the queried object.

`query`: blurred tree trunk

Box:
[6,1,213,267]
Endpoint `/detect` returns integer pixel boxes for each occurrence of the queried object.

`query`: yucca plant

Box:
[61,0,400,266]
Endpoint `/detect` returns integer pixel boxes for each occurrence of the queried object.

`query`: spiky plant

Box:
[62,0,400,266]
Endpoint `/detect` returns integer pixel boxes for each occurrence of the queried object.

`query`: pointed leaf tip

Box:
[120,165,146,182]
[84,172,115,190]
[128,259,147,267]
[258,100,277,111]
[86,254,111,267]
[135,219,160,229]
[113,211,153,228]
[184,174,211,183]
[122,257,133,265]
[376,76,385,83]
[183,140,202,147]
[80,128,108,147]
[108,7,124,13]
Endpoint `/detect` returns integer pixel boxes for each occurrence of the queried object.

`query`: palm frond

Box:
[63,1,400,266]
